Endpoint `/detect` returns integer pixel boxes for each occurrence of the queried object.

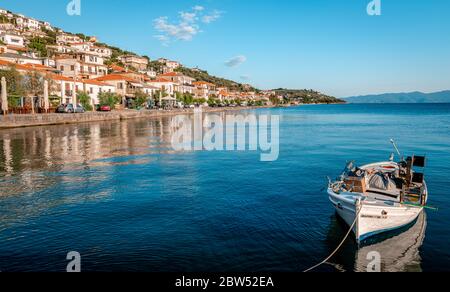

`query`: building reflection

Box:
[0,115,192,197]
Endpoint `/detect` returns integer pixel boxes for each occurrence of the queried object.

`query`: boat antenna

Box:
[390,139,403,160]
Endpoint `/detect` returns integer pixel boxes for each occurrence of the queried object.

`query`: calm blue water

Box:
[0,104,449,272]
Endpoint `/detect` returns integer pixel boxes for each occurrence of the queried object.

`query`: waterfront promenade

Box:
[0,106,273,129]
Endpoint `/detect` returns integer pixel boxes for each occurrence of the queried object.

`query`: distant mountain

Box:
[344,91,450,103]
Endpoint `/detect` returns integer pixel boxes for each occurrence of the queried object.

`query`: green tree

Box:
[77,91,93,111]
[134,90,149,109]
[27,37,51,57]
[0,66,25,106]
[23,71,44,114]
[98,92,121,109]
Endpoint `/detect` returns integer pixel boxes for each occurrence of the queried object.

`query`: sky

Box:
[2,0,450,97]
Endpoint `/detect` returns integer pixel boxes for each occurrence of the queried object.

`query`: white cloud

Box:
[180,12,197,23]
[193,5,205,11]
[225,55,247,67]
[154,16,200,42]
[154,6,222,45]
[202,10,222,24]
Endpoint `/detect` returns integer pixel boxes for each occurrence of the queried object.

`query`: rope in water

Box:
[303,204,362,273]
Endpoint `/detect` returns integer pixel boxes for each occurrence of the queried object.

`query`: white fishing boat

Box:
[328,140,429,243]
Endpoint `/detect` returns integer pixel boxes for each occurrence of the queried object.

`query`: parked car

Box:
[98,105,111,112]
[56,104,85,113]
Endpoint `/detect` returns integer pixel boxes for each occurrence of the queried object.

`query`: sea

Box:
[0,103,449,272]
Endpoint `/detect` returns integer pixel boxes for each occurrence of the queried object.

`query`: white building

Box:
[56,52,108,79]
[94,74,158,100]
[56,34,83,45]
[119,55,149,71]
[141,69,157,78]
[70,42,93,52]
[147,78,177,96]
[49,75,116,105]
[41,21,53,31]
[47,44,75,55]
[193,81,217,100]
[16,16,41,31]
[0,32,24,47]
[159,72,195,94]
[158,58,181,70]
[89,46,112,58]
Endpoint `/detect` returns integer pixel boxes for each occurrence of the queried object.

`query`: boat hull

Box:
[328,189,424,243]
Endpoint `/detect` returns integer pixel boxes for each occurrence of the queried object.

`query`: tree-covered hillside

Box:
[175,67,258,92]
[273,89,345,104]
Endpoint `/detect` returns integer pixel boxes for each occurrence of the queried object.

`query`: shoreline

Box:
[0,106,277,130]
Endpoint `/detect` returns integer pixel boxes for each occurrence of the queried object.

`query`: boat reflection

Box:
[354,212,426,272]
[325,211,427,272]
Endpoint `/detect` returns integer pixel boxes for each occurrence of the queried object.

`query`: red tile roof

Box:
[193,81,215,86]
[6,45,28,52]
[94,74,138,83]
[22,63,55,71]
[149,78,173,83]
[159,72,181,77]
[82,79,112,86]
[109,64,126,72]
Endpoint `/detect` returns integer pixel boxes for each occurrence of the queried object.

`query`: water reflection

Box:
[355,212,426,272]
[325,212,427,272]
[0,116,181,183]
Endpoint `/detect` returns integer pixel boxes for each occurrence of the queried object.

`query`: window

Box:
[89,87,93,94]
[71,65,75,71]
[118,83,123,90]
[60,66,64,71]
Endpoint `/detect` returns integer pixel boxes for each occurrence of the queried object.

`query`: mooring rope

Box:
[303,204,362,273]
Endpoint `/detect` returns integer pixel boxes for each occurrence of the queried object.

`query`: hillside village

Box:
[0,7,342,113]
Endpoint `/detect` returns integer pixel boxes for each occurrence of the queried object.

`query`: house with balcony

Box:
[159,72,196,95]
[89,46,112,58]
[193,81,216,100]
[147,78,177,97]
[119,54,149,71]
[55,52,108,79]
[56,33,83,45]
[94,74,157,101]
[48,74,116,105]
[69,42,93,53]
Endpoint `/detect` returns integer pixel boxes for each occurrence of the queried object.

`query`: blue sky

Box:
[2,0,450,97]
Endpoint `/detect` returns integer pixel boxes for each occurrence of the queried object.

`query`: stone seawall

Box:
[0,106,275,129]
